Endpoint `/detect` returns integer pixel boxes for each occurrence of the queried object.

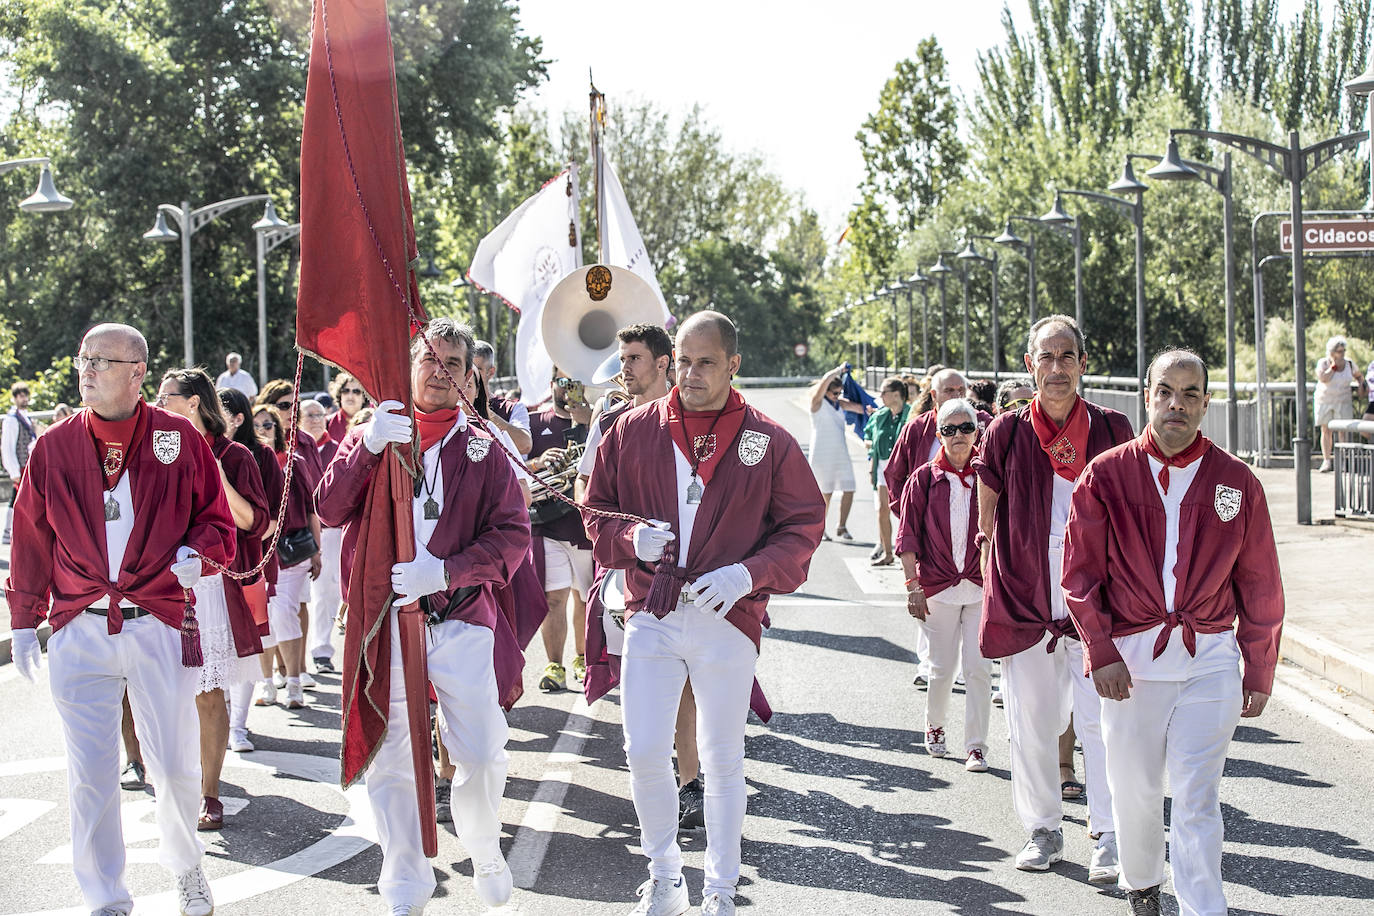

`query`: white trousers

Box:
[622,605,758,899]
[914,618,932,678]
[1101,670,1241,915]
[266,561,310,644]
[923,598,992,753]
[309,527,343,661]
[47,613,203,911]
[365,614,509,909]
[1000,633,1114,834]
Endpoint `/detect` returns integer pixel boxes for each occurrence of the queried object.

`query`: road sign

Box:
[794,343,809,358]
[1280,218,1374,253]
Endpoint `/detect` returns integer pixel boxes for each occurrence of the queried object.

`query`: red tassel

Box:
[642,542,688,619]
[181,590,203,667]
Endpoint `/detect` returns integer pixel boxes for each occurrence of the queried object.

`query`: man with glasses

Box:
[974,315,1134,880]
[5,322,235,916]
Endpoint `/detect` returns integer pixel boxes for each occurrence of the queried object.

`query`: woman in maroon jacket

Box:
[218,386,283,753]
[897,397,992,773]
[156,369,268,831]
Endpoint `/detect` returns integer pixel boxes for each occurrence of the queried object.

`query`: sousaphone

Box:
[541,263,662,398]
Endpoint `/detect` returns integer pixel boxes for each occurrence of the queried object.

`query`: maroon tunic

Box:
[885,408,992,514]
[972,399,1134,659]
[326,410,355,445]
[584,397,825,649]
[6,406,235,633]
[895,461,982,598]
[210,435,268,657]
[1063,440,1285,693]
[252,443,285,598]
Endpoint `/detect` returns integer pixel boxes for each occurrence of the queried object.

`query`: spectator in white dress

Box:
[809,365,868,542]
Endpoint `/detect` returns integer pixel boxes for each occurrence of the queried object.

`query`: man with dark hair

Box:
[317,317,527,913]
[586,309,825,916]
[471,339,532,455]
[975,314,1134,880]
[6,322,234,916]
[1064,348,1283,916]
[3,381,35,545]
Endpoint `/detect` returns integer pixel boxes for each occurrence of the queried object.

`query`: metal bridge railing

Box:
[1331,419,1374,521]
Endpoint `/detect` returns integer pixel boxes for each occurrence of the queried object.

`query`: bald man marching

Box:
[586,310,825,916]
[1064,349,1284,916]
[6,323,235,916]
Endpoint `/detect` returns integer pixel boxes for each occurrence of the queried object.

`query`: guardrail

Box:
[1331,419,1374,521]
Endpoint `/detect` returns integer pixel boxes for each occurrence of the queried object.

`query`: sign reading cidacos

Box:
[1280,218,1374,253]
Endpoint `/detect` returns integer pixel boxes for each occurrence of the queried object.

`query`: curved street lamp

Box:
[1038,194,1086,336]
[1,157,75,213]
[928,253,956,365]
[960,234,1002,380]
[144,193,272,367]
[252,200,301,385]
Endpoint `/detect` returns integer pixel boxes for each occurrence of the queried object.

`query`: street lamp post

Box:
[959,234,1002,380]
[1037,198,1085,336]
[1168,126,1367,524]
[906,270,929,370]
[929,253,955,365]
[994,217,1037,329]
[1139,140,1239,452]
[887,280,906,370]
[1,157,75,213]
[909,271,931,369]
[143,194,272,367]
[252,200,301,385]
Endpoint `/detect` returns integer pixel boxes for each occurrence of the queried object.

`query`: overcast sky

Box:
[516,0,1314,235]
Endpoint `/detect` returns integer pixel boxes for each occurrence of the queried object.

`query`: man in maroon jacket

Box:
[1064,349,1284,916]
[974,315,1134,880]
[316,318,529,914]
[586,311,825,916]
[6,323,234,916]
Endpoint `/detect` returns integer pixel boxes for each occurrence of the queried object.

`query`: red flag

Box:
[295,0,434,852]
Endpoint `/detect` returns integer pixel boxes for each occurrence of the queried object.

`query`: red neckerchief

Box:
[933,445,978,488]
[275,449,289,469]
[666,386,747,485]
[1029,395,1089,482]
[415,407,458,453]
[314,430,332,447]
[1139,429,1211,493]
[84,400,148,490]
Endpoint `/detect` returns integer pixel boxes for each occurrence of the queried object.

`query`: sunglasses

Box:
[274,399,293,410]
[340,387,364,396]
[254,420,276,431]
[1004,397,1032,410]
[939,422,978,436]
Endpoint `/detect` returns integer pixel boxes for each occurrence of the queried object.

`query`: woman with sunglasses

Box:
[862,376,911,566]
[218,386,284,752]
[896,397,992,773]
[327,372,369,442]
[996,377,1035,414]
[155,369,269,830]
[251,403,321,709]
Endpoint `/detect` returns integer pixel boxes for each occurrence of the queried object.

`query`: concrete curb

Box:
[1281,623,1374,704]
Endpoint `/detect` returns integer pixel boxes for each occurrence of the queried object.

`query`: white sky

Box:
[516,0,1313,235]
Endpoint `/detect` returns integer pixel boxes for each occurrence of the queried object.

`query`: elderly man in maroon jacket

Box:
[1064,349,1284,916]
[6,323,234,916]
[586,311,825,916]
[316,318,529,914]
[974,314,1134,880]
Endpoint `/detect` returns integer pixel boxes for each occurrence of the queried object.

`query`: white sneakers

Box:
[299,671,317,689]
[964,748,989,772]
[387,905,424,916]
[91,908,131,916]
[628,875,689,916]
[700,893,735,915]
[1014,827,1064,871]
[252,679,276,706]
[285,679,306,709]
[472,855,513,908]
[1088,831,1120,884]
[228,728,254,753]
[174,865,214,916]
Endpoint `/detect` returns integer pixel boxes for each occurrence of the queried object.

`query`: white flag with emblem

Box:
[603,159,671,325]
[467,165,584,404]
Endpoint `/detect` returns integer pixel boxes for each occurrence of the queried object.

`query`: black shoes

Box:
[1126,885,1161,916]
[120,760,147,791]
[678,777,704,830]
[435,776,452,823]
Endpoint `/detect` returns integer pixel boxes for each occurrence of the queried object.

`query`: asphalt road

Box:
[1,387,1372,915]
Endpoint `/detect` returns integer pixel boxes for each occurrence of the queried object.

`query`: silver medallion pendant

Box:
[104,493,121,522]
[423,497,440,520]
[685,475,703,505]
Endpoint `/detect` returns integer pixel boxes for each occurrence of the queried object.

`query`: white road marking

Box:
[0,798,56,842]
[842,557,905,595]
[506,695,596,890]
[1272,668,1374,741]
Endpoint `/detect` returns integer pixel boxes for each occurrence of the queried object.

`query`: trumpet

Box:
[529,440,586,526]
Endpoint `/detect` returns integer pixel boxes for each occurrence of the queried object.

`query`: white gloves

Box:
[687,563,753,618]
[11,628,41,683]
[392,543,448,607]
[632,520,675,562]
[171,545,202,588]
[364,400,412,454]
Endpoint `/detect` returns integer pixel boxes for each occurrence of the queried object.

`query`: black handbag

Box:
[276,526,319,568]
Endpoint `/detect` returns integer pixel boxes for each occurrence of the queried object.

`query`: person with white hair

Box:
[1314,335,1366,471]
[216,351,259,399]
[896,397,993,772]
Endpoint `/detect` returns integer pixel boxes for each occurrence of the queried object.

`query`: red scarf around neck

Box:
[666,387,747,485]
[1029,395,1090,482]
[85,400,148,489]
[415,407,458,453]
[1139,429,1211,493]
[933,445,979,488]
